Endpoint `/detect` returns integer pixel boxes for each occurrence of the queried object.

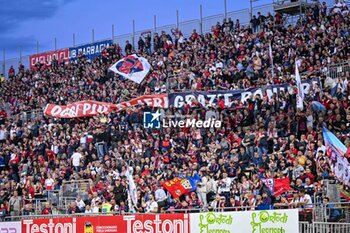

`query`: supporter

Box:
[41,202,52,215]
[76,195,86,212]
[323,196,343,222]
[9,191,21,217]
[0,2,349,220]
[210,194,225,212]
[144,194,158,213]
[196,171,208,207]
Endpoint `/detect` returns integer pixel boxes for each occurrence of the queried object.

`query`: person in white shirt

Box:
[145,194,158,213]
[76,195,86,212]
[85,204,93,213]
[154,185,167,212]
[316,140,326,158]
[332,0,345,13]
[0,125,7,143]
[71,148,83,168]
[298,189,313,209]
[44,173,55,191]
[197,171,208,207]
[218,172,232,201]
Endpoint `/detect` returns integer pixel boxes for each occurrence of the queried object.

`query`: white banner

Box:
[190,209,299,233]
[109,54,151,84]
[0,221,21,233]
[335,156,350,185]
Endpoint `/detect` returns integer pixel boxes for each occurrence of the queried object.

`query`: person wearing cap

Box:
[188,192,201,210]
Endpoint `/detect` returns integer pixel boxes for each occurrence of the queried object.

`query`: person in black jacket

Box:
[113,178,127,205]
[125,40,132,55]
[238,146,250,171]
[138,37,145,53]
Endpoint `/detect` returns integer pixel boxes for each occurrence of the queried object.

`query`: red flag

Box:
[274,177,292,196]
[162,177,191,198]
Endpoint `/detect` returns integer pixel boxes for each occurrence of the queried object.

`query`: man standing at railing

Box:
[323,197,342,222]
[9,190,21,217]
[298,189,313,222]
[155,184,167,213]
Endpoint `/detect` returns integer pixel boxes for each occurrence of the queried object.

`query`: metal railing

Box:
[299,221,350,233]
[326,62,350,79]
[60,179,92,203]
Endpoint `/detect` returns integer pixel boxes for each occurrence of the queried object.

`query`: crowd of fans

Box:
[0,0,349,222]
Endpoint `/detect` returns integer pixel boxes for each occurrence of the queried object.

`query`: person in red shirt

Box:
[41,202,52,215]
[45,148,55,163]
[188,192,201,209]
[0,109,7,125]
[190,29,198,42]
[88,183,98,196]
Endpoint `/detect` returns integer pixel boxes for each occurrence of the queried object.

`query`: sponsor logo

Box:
[143,111,221,129]
[23,218,76,233]
[0,228,17,233]
[198,213,233,233]
[250,211,288,233]
[123,214,189,233]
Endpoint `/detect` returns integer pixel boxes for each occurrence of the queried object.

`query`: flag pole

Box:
[269,42,275,78]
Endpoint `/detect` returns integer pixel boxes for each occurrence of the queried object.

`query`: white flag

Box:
[125,166,138,206]
[109,54,151,84]
[295,62,304,110]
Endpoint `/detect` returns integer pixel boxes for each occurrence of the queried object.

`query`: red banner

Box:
[30,48,69,68]
[44,94,168,118]
[163,177,190,198]
[22,214,189,233]
[274,177,292,196]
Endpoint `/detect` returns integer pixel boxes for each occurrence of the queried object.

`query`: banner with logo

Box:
[163,177,191,198]
[169,78,320,108]
[162,174,201,198]
[44,94,168,118]
[0,221,21,233]
[30,48,69,68]
[261,177,291,196]
[22,214,189,233]
[190,209,298,233]
[109,54,151,84]
[323,126,350,185]
[69,40,112,61]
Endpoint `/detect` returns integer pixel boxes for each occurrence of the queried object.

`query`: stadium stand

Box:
[0,1,350,229]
